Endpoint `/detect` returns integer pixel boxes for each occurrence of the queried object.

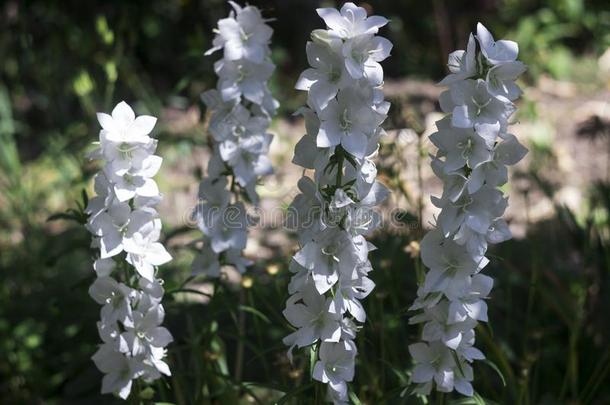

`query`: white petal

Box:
[146,242,172,265]
[132,115,157,136]
[136,179,159,197]
[112,101,136,125]
[97,112,117,132]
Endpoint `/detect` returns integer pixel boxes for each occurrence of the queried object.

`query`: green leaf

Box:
[276,382,314,404]
[482,359,507,387]
[47,212,78,223]
[349,390,363,405]
[139,386,155,400]
[238,305,271,324]
[309,344,318,380]
[81,188,89,208]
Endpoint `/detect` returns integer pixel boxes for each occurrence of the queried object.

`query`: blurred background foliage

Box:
[0,0,609,404]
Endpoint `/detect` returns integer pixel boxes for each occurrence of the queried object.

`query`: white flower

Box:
[283,284,342,350]
[85,173,116,219]
[486,61,526,101]
[198,3,276,279]
[467,133,528,193]
[192,244,222,277]
[317,86,384,158]
[193,177,231,234]
[138,277,165,306]
[415,303,477,349]
[341,34,392,84]
[206,1,272,64]
[93,258,116,277]
[96,101,157,145]
[313,340,357,401]
[447,274,493,323]
[224,248,252,274]
[92,343,141,399]
[100,134,157,175]
[292,132,321,170]
[435,186,507,237]
[296,40,347,110]
[218,133,273,186]
[317,2,388,39]
[123,219,172,281]
[97,320,129,354]
[122,305,173,357]
[450,79,515,131]
[87,202,131,258]
[430,157,468,203]
[88,277,135,327]
[141,346,172,380]
[215,59,275,104]
[293,229,361,294]
[439,34,477,85]
[88,101,172,399]
[329,273,374,322]
[209,104,267,142]
[408,342,455,393]
[286,176,325,244]
[408,23,525,397]
[476,23,519,65]
[104,155,162,202]
[285,5,391,402]
[430,121,496,172]
[206,203,248,254]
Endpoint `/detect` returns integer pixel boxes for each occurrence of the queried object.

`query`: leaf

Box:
[276,382,314,404]
[139,386,155,400]
[238,305,271,324]
[309,345,318,380]
[47,212,79,223]
[482,359,507,387]
[451,350,466,377]
[344,153,358,168]
[349,390,363,405]
[81,188,89,207]
[449,398,479,405]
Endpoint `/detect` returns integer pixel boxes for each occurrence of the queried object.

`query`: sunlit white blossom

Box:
[86,101,173,399]
[408,23,526,397]
[194,2,277,279]
[284,4,391,403]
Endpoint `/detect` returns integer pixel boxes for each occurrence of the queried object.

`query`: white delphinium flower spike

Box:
[283,3,392,403]
[85,101,173,400]
[408,23,527,396]
[192,2,277,279]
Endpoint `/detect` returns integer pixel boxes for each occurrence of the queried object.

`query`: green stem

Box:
[335,148,344,187]
[234,288,246,383]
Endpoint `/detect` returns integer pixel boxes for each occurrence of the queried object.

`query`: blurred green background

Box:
[1,0,609,404]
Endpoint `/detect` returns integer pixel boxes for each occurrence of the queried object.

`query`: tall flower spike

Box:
[193,1,277,278]
[284,3,391,403]
[85,101,173,399]
[407,23,527,396]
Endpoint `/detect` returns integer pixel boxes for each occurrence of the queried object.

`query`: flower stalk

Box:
[191,1,277,280]
[85,101,173,400]
[407,23,528,396]
[282,3,392,403]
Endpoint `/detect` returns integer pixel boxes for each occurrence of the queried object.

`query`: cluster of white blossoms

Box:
[407,24,528,396]
[85,101,173,399]
[192,1,277,277]
[282,3,391,403]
